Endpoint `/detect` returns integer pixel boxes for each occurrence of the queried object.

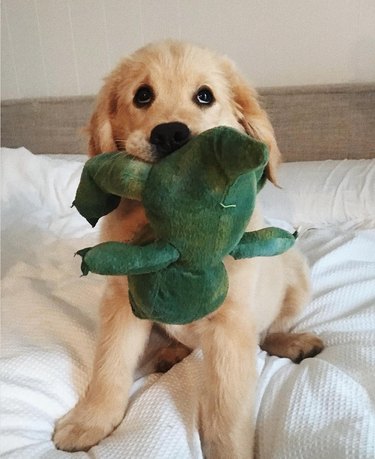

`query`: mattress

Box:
[1,147,375,459]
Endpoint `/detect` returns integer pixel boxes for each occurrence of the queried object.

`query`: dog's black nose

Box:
[150,122,191,156]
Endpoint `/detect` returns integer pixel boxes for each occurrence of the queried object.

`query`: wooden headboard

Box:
[1,84,374,161]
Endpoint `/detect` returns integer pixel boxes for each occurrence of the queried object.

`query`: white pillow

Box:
[260,159,375,228]
[1,147,89,237]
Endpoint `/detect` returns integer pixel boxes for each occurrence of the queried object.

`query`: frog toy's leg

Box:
[230,227,296,260]
[77,241,180,276]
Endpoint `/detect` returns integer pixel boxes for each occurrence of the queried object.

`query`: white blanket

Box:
[1,148,375,458]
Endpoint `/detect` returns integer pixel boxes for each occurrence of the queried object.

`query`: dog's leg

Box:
[53,277,152,451]
[261,283,324,362]
[200,300,257,459]
[261,251,324,363]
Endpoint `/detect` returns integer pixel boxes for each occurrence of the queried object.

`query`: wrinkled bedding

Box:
[1,148,374,458]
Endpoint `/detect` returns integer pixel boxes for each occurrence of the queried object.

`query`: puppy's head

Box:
[87,40,280,183]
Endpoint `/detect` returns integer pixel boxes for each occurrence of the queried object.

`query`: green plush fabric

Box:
[230,228,296,259]
[74,126,295,324]
[73,152,151,227]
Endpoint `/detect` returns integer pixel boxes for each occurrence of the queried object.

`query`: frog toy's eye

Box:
[134,85,154,107]
[195,86,215,106]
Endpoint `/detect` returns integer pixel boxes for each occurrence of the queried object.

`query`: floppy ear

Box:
[221,59,281,184]
[86,81,119,156]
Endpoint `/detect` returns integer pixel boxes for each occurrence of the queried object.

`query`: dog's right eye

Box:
[134,85,154,107]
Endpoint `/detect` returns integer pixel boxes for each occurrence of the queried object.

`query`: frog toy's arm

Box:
[73,152,152,227]
[230,227,296,259]
[77,241,180,276]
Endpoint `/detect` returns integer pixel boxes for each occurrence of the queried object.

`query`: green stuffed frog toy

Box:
[73,126,295,324]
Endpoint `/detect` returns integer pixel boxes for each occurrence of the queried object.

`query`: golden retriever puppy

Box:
[53,40,323,458]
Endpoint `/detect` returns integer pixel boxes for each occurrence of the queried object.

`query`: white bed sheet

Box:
[1,148,375,458]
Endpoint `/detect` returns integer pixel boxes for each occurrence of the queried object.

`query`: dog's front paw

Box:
[53,403,123,452]
[53,416,106,452]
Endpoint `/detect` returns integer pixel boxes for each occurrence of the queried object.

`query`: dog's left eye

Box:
[195,87,215,106]
[134,85,154,107]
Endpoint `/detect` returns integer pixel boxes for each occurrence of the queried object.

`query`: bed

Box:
[1,84,375,458]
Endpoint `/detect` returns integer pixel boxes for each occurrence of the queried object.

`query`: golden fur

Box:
[53,41,323,458]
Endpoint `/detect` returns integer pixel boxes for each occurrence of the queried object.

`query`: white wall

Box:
[1,0,375,100]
